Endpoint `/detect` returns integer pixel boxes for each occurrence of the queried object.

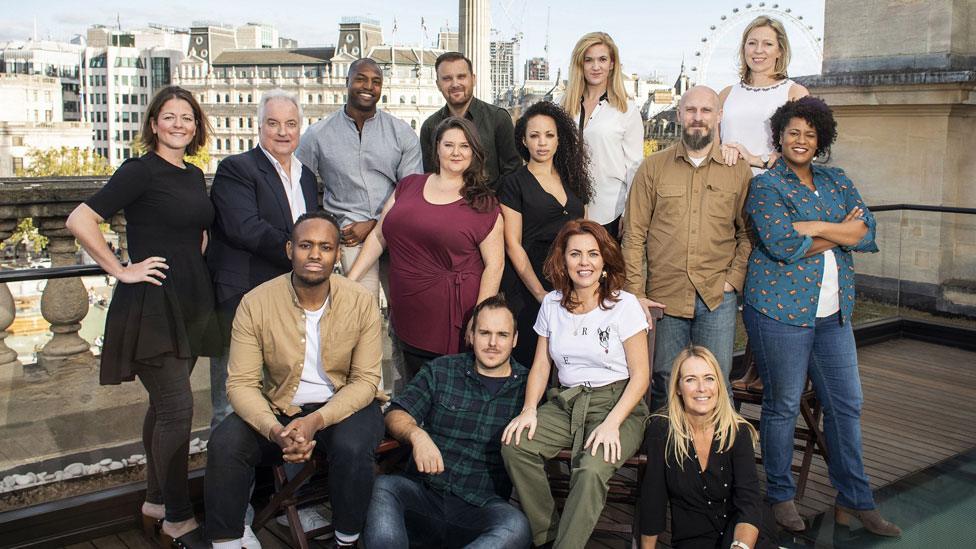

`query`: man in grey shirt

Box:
[297,58,422,297]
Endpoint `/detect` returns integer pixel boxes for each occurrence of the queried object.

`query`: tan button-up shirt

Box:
[622,140,753,318]
[226,273,387,439]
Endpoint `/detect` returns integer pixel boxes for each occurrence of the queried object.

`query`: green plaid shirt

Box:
[391,352,528,507]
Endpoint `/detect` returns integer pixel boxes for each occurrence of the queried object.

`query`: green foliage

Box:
[0,218,48,253]
[15,147,114,177]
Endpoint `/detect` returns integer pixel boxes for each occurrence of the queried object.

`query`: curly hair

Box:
[543,219,624,312]
[514,101,593,204]
[431,116,497,213]
[770,96,837,158]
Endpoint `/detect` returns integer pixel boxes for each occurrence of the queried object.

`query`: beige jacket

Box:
[227,273,386,439]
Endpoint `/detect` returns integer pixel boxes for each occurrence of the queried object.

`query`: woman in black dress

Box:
[497,101,592,366]
[67,86,218,545]
[640,346,770,549]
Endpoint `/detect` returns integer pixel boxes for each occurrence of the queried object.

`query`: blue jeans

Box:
[651,291,737,411]
[742,306,875,510]
[209,348,233,431]
[363,475,531,549]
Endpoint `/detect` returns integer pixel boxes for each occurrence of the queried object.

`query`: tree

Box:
[131,134,212,172]
[0,218,48,255]
[16,147,114,177]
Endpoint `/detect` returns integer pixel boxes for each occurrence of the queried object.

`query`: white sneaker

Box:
[276,507,333,540]
[241,525,262,549]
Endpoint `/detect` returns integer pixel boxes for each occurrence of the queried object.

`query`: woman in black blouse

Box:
[67,86,218,546]
[497,101,592,366]
[640,346,769,549]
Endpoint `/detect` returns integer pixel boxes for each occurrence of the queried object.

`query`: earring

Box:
[600,270,607,280]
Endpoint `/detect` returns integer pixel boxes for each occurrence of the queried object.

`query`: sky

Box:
[2,0,825,88]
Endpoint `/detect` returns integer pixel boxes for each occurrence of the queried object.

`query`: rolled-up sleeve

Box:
[837,173,879,253]
[746,177,812,264]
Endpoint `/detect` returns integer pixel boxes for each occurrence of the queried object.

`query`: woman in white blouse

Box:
[719,16,809,173]
[501,219,650,549]
[562,32,644,239]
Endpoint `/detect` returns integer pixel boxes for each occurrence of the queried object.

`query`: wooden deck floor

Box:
[64,338,976,549]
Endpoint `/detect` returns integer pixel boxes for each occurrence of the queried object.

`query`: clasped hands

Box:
[270,413,325,463]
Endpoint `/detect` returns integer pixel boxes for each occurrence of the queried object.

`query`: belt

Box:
[549,379,628,460]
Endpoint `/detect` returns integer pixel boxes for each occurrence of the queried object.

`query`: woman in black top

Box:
[497,101,591,366]
[67,86,218,545]
[640,346,768,549]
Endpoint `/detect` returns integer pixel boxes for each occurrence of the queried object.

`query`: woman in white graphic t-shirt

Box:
[501,219,650,547]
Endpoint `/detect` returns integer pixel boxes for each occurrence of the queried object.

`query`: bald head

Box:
[678,85,722,153]
[678,85,720,110]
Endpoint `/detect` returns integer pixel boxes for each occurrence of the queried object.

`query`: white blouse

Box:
[581,97,644,225]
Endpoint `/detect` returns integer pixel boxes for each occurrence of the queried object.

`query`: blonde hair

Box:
[562,32,629,119]
[738,16,792,84]
[658,346,757,469]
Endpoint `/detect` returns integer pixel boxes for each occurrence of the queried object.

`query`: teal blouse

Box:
[744,159,878,327]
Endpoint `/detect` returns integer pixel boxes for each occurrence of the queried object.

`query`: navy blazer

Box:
[207,146,319,339]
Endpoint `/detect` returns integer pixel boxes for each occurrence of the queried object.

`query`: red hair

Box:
[543,219,625,312]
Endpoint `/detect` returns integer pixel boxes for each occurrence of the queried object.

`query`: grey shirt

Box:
[297,107,423,227]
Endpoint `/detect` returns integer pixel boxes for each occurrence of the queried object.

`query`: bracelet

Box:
[730,541,751,549]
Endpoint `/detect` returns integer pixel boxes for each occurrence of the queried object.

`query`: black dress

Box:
[86,152,220,385]
[497,165,584,367]
[640,415,773,549]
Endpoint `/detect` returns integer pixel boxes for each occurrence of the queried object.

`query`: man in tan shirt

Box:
[204,211,386,548]
[622,86,752,410]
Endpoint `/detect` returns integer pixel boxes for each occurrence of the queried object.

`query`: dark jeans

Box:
[363,475,531,549]
[743,306,875,510]
[136,356,196,522]
[205,401,385,540]
[400,342,442,382]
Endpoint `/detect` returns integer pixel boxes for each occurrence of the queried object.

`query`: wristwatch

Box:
[760,153,770,169]
[731,541,751,549]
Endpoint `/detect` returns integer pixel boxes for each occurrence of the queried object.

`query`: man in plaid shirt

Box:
[363,295,532,548]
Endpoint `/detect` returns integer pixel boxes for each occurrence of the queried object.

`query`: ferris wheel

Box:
[691,2,823,85]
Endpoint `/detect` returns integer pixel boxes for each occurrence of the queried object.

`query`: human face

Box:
[347,62,382,112]
[780,117,818,170]
[523,115,558,164]
[679,87,721,152]
[583,44,613,86]
[259,98,300,160]
[436,128,472,176]
[564,233,604,292]
[472,307,518,374]
[436,59,475,109]
[582,43,613,88]
[286,218,339,287]
[677,356,719,419]
[743,25,782,78]
[151,98,196,154]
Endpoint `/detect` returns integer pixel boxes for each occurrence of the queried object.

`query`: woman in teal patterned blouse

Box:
[742,96,901,537]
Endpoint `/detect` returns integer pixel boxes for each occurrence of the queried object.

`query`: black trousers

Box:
[399,341,443,382]
[204,401,385,540]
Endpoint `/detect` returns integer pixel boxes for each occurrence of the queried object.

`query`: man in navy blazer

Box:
[208,89,319,427]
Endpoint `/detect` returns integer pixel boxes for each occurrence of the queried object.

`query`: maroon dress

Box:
[384,174,500,355]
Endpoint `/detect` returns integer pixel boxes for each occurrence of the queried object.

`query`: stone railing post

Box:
[110,213,128,263]
[0,219,20,371]
[36,216,93,371]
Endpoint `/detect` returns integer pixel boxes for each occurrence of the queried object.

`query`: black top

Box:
[640,415,765,548]
[477,372,510,396]
[497,165,584,365]
[86,152,220,384]
[419,97,522,189]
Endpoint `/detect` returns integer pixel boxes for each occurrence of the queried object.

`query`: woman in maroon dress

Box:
[348,117,504,378]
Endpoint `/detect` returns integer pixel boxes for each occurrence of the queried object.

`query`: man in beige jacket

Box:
[204,211,386,549]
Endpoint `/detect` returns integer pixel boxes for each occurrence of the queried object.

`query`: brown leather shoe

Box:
[731,364,758,390]
[772,500,806,532]
[835,505,902,537]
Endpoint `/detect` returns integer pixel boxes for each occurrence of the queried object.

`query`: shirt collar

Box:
[674,138,724,165]
[286,273,338,310]
[439,97,479,122]
[579,91,609,104]
[341,105,378,126]
[258,142,301,175]
[769,157,829,183]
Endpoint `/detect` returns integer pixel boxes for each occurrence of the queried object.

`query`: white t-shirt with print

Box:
[534,290,649,388]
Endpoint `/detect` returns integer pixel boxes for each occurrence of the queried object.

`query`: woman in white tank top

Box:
[719,16,809,175]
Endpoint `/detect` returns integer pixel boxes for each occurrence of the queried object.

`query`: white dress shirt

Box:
[260,144,307,223]
[581,98,645,225]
